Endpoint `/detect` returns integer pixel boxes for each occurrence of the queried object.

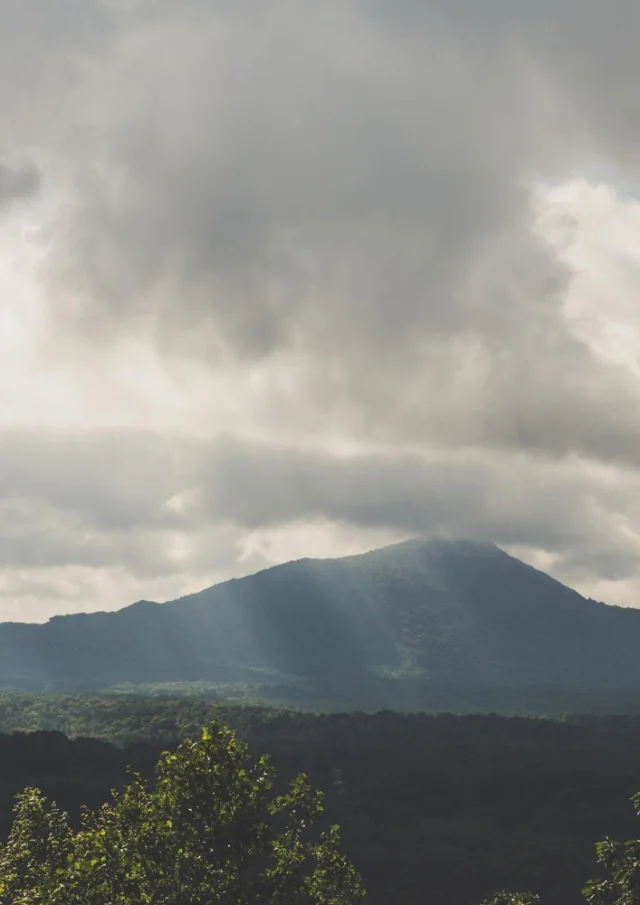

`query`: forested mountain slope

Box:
[1,538,639,708]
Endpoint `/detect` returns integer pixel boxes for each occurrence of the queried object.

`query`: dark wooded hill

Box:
[1,538,639,711]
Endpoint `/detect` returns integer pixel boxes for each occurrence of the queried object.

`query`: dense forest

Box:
[2,701,640,903]
[8,688,640,749]
[0,691,242,747]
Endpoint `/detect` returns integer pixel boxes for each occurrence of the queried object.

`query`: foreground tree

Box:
[484,793,640,905]
[0,722,365,904]
[482,894,539,905]
[583,792,640,905]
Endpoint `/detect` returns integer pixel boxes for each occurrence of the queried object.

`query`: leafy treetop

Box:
[0,721,365,905]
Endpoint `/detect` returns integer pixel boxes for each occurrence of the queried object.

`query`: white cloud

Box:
[540,179,640,375]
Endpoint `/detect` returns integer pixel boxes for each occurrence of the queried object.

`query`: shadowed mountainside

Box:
[1,538,640,709]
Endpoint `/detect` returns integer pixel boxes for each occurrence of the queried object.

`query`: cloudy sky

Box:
[4,0,640,620]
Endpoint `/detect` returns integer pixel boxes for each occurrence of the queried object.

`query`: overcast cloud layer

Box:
[3,0,640,619]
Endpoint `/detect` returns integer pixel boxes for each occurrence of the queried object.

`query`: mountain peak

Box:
[0,537,638,710]
[378,536,503,554]
[341,535,507,569]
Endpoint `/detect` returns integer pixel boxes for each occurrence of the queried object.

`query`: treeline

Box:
[2,708,640,903]
[9,689,640,750]
[0,691,262,746]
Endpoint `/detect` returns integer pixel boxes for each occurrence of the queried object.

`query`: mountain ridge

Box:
[21,538,608,630]
[1,537,639,712]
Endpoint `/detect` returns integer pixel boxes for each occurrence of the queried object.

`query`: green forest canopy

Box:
[3,720,640,904]
[3,698,640,903]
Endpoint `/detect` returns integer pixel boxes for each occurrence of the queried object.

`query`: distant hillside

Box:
[2,538,640,711]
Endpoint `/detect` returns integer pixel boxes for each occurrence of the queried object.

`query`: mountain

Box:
[2,537,640,712]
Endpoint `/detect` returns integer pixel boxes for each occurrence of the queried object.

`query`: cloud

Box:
[20,0,637,460]
[2,426,640,617]
[196,439,640,582]
[2,1,640,616]
[0,162,40,209]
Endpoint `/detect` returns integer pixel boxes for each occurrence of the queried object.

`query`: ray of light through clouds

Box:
[4,0,640,619]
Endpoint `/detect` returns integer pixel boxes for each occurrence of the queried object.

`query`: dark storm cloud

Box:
[2,0,640,608]
[196,438,605,548]
[18,0,637,468]
[1,422,639,593]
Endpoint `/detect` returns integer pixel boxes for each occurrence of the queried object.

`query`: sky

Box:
[3,0,640,620]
